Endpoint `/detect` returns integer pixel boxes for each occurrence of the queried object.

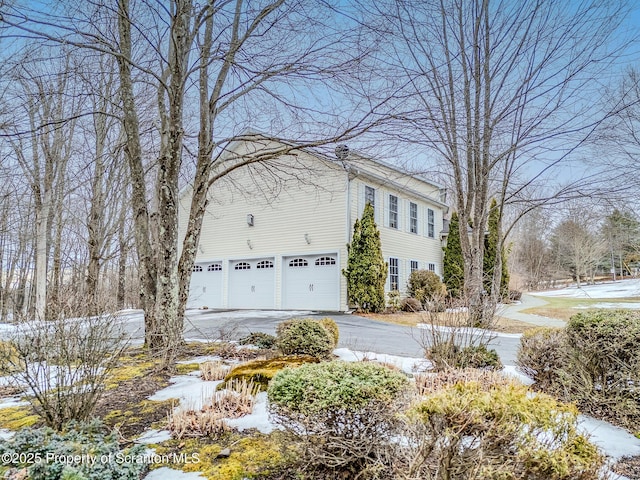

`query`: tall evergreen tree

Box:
[443,211,464,298]
[484,199,510,298]
[343,203,387,313]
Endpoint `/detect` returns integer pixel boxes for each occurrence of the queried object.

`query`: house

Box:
[178,134,448,311]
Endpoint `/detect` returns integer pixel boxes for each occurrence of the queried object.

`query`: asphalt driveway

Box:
[179,309,521,364]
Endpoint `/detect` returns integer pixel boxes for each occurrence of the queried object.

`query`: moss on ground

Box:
[220,355,319,391]
[0,406,40,430]
[175,363,200,375]
[154,432,297,480]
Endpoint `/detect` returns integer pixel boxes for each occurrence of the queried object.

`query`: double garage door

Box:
[188,253,339,311]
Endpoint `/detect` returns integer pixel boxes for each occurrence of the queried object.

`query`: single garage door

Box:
[282,254,339,311]
[188,262,223,309]
[228,258,276,309]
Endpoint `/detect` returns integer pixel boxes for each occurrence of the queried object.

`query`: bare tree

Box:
[363,0,632,325]
[1,1,385,363]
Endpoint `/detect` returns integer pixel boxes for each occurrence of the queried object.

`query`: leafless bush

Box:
[414,368,510,396]
[200,360,230,381]
[3,314,129,430]
[417,296,500,371]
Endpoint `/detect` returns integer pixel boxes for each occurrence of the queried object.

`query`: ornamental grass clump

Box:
[268,361,409,477]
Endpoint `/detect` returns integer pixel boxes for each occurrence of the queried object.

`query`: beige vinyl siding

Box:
[179,149,350,309]
[349,177,444,295]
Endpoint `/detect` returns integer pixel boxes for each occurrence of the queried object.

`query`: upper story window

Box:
[207,263,222,271]
[365,185,375,211]
[410,260,419,273]
[315,256,336,266]
[410,202,418,234]
[257,260,274,269]
[234,262,251,270]
[389,258,399,291]
[388,194,398,229]
[192,265,203,272]
[427,208,435,238]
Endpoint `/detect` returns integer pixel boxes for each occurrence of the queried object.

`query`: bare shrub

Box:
[200,360,230,381]
[401,297,422,312]
[3,314,128,430]
[418,300,500,371]
[516,327,569,394]
[414,368,510,396]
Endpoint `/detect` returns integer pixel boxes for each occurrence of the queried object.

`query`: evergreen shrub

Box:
[343,203,387,313]
[0,420,146,480]
[405,378,605,480]
[407,270,446,306]
[275,318,334,358]
[268,361,408,476]
[317,318,340,347]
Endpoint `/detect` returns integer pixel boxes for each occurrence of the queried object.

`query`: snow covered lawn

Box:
[534,278,640,299]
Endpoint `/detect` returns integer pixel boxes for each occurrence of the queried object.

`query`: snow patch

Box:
[416,323,522,339]
[502,365,534,386]
[148,375,222,410]
[573,302,640,310]
[0,429,14,440]
[225,392,278,434]
[0,397,29,409]
[143,467,206,480]
[579,415,640,460]
[137,429,173,445]
[534,279,640,299]
[333,348,431,374]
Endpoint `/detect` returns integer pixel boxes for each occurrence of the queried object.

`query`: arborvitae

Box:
[484,199,510,298]
[343,203,387,313]
[443,211,464,298]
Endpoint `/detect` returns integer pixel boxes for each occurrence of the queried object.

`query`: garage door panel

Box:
[283,254,339,311]
[188,263,223,308]
[228,258,275,309]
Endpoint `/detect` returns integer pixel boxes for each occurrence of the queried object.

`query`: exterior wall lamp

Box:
[304,233,310,244]
[247,214,254,226]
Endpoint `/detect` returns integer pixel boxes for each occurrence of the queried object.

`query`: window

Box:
[315,256,336,266]
[207,263,222,271]
[365,185,375,211]
[389,258,399,291]
[410,260,419,273]
[410,202,418,233]
[388,194,398,228]
[234,262,251,270]
[289,258,308,267]
[427,208,435,238]
[257,260,274,269]
[428,263,436,272]
[192,265,203,272]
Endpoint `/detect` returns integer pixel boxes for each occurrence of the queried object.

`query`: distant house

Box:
[178,134,448,311]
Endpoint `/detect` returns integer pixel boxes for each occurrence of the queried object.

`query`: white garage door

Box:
[228,258,276,309]
[187,262,223,309]
[282,254,339,311]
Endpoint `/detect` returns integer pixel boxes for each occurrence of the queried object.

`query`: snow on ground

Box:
[226,392,278,434]
[0,429,14,440]
[579,415,640,460]
[147,375,222,410]
[502,365,534,386]
[333,348,432,374]
[137,429,173,445]
[143,468,205,480]
[0,396,29,408]
[185,309,312,320]
[534,278,640,299]
[416,323,522,339]
[573,302,640,310]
